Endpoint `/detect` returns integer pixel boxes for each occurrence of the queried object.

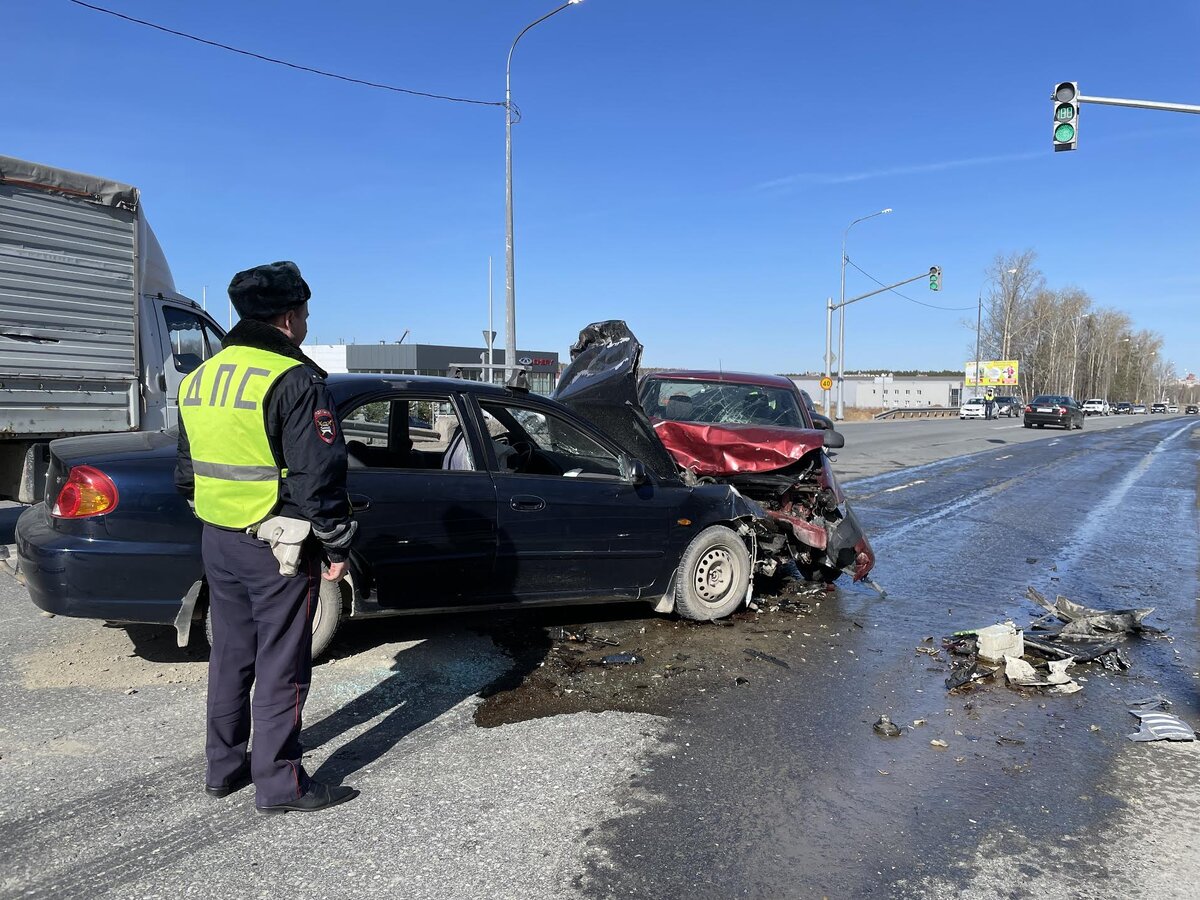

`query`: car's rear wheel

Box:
[202,574,344,662]
[674,525,751,621]
[1023,421,1032,428]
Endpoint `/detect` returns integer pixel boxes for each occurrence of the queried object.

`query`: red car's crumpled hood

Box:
[651,419,825,477]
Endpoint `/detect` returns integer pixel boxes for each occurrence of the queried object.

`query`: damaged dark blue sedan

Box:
[17,366,764,658]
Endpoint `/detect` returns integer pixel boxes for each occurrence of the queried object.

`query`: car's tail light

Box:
[52,465,119,518]
[1024,405,1032,413]
[1057,406,1068,415]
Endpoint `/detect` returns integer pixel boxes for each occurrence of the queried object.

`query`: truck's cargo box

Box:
[0,156,141,436]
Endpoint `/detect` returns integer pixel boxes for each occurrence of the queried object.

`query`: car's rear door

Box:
[339,390,498,608]
[471,396,678,602]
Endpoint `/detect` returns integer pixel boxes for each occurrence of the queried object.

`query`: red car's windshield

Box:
[642,379,805,429]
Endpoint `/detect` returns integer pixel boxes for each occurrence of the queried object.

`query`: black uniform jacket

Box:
[175,319,356,562]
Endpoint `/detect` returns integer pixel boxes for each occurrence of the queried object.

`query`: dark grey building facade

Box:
[307,343,562,395]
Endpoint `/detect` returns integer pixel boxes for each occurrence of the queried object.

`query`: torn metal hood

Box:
[651,420,826,477]
[552,320,681,481]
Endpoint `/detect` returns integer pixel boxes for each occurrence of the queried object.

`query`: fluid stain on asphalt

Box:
[472,590,824,728]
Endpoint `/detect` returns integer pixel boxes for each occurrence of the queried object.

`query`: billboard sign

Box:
[965,360,1019,387]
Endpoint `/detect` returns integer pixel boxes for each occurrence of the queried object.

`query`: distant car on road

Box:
[1082,399,1109,416]
[1151,402,1168,414]
[1187,405,1199,415]
[1114,402,1133,415]
[1167,404,1179,414]
[1132,403,1147,415]
[960,398,987,420]
[1023,395,1085,430]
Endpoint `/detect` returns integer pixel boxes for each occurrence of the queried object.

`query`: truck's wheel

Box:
[202,576,344,662]
[674,525,751,621]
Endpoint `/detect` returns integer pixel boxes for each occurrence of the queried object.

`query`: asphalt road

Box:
[0,413,1196,898]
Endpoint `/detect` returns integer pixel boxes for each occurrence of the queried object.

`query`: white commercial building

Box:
[790,375,966,410]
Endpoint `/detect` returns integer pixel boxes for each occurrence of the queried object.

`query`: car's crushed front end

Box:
[647,403,874,584]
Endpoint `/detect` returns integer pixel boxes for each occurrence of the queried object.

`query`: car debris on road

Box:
[940,588,1164,696]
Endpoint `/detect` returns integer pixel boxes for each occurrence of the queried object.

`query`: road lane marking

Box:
[883,479,925,493]
[995,454,1012,460]
[1048,440,1060,446]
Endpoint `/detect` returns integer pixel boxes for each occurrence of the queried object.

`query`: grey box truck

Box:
[0,155,225,501]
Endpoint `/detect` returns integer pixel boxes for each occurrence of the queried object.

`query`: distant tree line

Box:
[978,250,1175,403]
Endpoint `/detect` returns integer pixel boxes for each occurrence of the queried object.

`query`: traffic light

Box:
[929,266,941,292]
[1053,82,1079,151]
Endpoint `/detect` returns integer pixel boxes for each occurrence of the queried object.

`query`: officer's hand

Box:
[323,561,347,583]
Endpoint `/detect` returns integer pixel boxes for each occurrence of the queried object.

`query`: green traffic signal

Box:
[1053,82,1079,151]
[929,266,941,291]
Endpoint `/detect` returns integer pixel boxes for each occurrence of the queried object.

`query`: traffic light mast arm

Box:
[834,269,936,310]
[1076,93,1200,115]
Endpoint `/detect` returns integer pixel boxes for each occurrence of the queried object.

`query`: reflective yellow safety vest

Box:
[179,345,302,528]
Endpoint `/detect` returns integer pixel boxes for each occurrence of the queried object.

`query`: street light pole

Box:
[837,208,892,420]
[504,0,583,380]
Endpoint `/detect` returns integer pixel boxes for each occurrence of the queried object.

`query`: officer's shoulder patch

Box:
[314,409,337,444]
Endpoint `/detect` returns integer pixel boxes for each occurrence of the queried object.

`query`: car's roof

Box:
[646,370,797,390]
[326,373,511,395]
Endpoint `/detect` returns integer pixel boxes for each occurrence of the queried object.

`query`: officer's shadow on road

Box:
[304,513,540,784]
[303,630,519,785]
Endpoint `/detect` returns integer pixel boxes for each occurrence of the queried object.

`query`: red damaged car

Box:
[639,370,875,585]
[552,321,874,589]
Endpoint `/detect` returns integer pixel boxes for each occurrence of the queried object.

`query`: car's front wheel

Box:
[674,525,751,621]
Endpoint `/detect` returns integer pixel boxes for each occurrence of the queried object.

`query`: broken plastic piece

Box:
[945,659,980,690]
[1026,587,1159,637]
[1127,709,1196,742]
[976,623,1024,663]
[1004,655,1082,694]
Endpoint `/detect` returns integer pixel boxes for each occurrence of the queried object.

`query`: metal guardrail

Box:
[873,406,959,420]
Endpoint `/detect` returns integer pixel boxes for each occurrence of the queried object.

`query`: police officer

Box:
[175,261,358,814]
[984,387,996,420]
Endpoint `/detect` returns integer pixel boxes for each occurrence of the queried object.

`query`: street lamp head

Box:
[882,208,893,214]
[568,0,583,4]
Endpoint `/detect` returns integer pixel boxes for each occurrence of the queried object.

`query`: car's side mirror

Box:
[823,429,845,450]
[811,412,834,431]
[624,457,648,485]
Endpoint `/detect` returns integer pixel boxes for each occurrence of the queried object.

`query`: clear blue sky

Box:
[7,1,1198,374]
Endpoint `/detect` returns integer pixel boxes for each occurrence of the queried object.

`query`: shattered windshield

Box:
[641,379,804,428]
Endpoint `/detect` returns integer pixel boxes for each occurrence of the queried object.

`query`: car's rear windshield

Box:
[1031,396,1069,405]
[641,379,805,428]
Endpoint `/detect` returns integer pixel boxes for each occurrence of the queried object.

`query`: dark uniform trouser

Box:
[202,525,317,807]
